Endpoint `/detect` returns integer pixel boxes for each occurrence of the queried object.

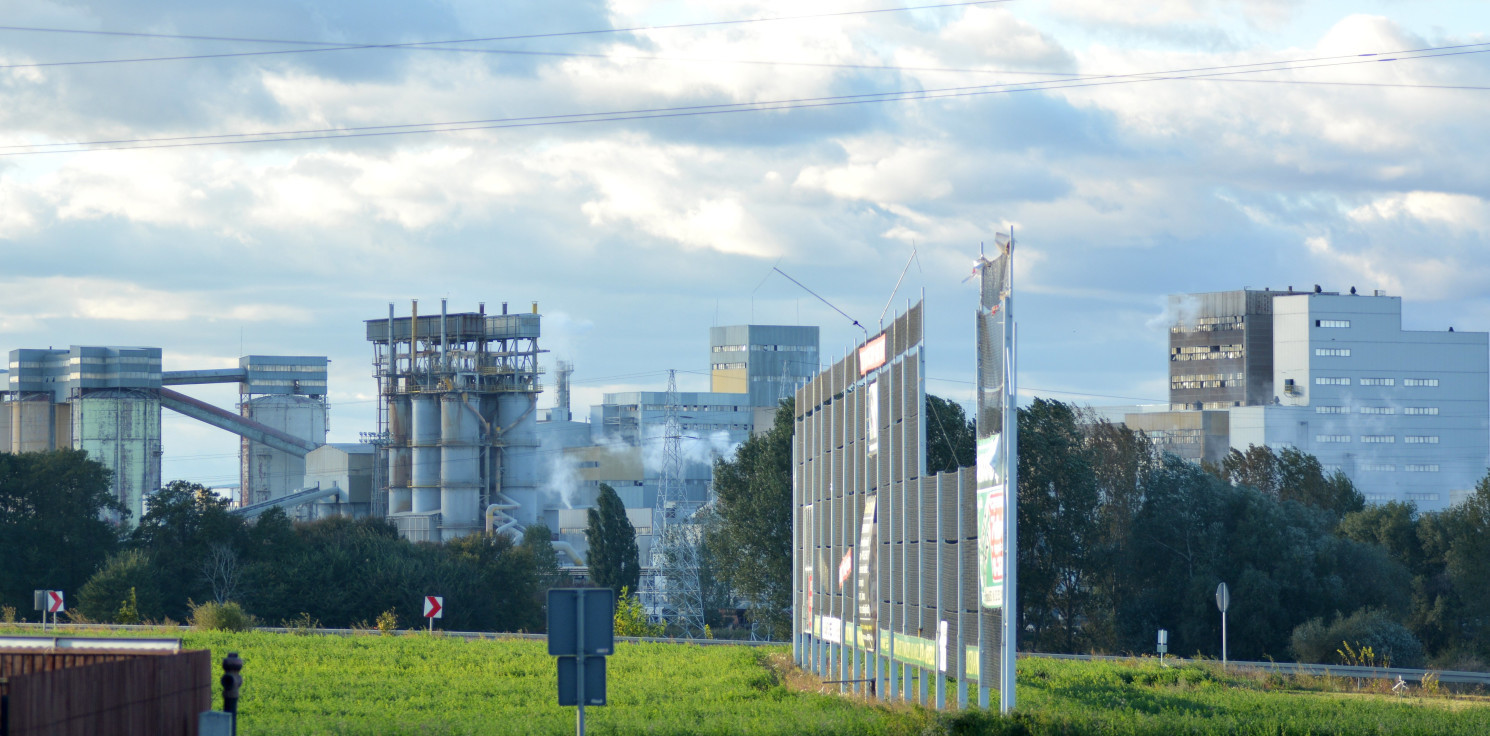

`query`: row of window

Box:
[1315,406,1440,415]
[1316,319,1351,328]
[1357,464,1443,472]
[711,344,815,353]
[1315,435,1439,444]
[1170,316,1244,333]
[711,362,747,370]
[1315,377,1441,387]
[1316,348,1351,357]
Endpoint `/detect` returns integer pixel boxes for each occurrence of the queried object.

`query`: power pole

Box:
[640,370,707,637]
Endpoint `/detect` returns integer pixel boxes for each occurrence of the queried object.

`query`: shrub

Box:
[614,587,664,638]
[282,612,321,634]
[190,600,257,632]
[78,550,163,623]
[1,605,16,623]
[377,609,399,635]
[1290,608,1424,669]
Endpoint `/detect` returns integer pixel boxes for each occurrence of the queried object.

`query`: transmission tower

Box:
[640,369,707,637]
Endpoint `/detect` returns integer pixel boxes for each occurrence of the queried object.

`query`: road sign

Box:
[47,591,64,613]
[423,596,443,619]
[548,588,616,735]
[33,590,47,612]
[558,656,607,706]
[548,588,615,656]
[1216,582,1230,666]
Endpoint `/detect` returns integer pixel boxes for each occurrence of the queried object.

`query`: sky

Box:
[1,0,1487,488]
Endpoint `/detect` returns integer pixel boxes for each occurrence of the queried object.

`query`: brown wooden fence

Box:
[0,649,211,736]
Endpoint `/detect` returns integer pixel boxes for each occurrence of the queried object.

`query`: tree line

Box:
[0,452,562,631]
[701,396,1490,667]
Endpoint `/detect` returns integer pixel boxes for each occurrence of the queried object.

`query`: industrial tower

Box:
[366,300,544,542]
[640,369,707,637]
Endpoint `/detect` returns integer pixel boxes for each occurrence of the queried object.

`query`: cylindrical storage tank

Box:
[241,395,327,507]
[387,396,413,514]
[71,389,162,525]
[12,396,55,453]
[496,393,541,526]
[410,394,441,513]
[440,394,481,538]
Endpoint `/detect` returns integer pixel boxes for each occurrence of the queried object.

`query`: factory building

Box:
[1132,289,1489,510]
[1,347,330,524]
[366,300,544,543]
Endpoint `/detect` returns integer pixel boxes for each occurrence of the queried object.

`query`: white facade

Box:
[1230,293,1488,510]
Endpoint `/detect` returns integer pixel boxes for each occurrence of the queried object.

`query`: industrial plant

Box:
[0,299,821,628]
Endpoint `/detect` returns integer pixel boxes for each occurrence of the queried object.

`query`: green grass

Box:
[6,627,1490,735]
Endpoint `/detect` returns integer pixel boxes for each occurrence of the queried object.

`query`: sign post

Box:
[1156,629,1168,664]
[549,588,615,736]
[423,595,443,632]
[1215,582,1230,666]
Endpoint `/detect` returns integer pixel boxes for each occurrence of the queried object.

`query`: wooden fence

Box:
[0,649,211,736]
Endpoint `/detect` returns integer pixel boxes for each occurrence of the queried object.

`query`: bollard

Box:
[221,652,244,735]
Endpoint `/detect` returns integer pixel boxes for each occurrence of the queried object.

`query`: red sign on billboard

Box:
[858,335,887,375]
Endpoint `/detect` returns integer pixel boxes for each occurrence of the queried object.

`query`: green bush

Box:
[1290,608,1424,668]
[190,600,257,632]
[78,550,163,623]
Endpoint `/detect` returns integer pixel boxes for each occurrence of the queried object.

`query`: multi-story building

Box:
[709,324,820,425]
[1138,289,1489,511]
[1168,288,1312,410]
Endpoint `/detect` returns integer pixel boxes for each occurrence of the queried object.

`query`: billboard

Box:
[975,236,1017,713]
[793,299,1005,708]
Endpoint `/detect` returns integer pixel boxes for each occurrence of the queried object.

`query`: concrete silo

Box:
[240,394,327,507]
[71,388,162,523]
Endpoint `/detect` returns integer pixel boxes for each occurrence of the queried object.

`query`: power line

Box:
[0,1,1017,63]
[4,41,1484,157]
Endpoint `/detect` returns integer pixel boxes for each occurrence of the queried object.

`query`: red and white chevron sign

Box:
[47,590,65,613]
[423,596,443,619]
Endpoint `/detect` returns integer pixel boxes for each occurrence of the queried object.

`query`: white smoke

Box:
[1148,293,1201,332]
[539,434,582,510]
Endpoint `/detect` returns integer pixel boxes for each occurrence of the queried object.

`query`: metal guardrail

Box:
[8,623,1487,683]
[2,622,781,647]
[1030,651,1490,686]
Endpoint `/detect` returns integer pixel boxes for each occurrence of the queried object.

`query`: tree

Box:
[77,549,163,623]
[586,483,639,596]
[1218,445,1363,519]
[1016,399,1101,653]
[704,398,795,640]
[130,480,247,619]
[924,395,975,475]
[0,449,126,617]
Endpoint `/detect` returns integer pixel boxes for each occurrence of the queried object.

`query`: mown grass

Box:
[6,626,1490,735]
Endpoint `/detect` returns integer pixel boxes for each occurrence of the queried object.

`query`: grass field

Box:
[7,627,1490,734]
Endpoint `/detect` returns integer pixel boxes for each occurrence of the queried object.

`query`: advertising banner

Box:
[855,496,878,649]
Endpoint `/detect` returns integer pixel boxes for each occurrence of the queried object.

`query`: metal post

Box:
[1222,610,1228,667]
[577,592,586,736]
[221,652,243,736]
[1000,230,1019,714]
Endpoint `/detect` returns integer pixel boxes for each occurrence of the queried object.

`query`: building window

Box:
[711,345,748,353]
[711,362,747,370]
[1360,435,1395,444]
[1360,378,1395,387]
[1359,407,1395,415]
[1316,319,1351,328]
[1315,377,1350,386]
[1315,435,1351,443]
[1405,465,1440,473]
[1362,464,1396,472]
[1315,406,1346,414]
[1404,436,1440,444]
[1365,493,1392,502]
[1407,492,1441,502]
[1322,464,1343,473]
[1315,348,1351,357]
[1404,407,1439,416]
[1404,378,1440,387]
